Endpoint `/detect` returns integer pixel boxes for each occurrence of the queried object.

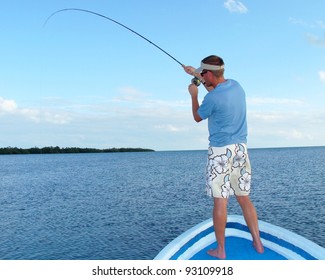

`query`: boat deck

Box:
[190,236,286,260]
[154,215,325,260]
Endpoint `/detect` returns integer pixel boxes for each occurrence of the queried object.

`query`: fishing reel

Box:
[191,77,202,86]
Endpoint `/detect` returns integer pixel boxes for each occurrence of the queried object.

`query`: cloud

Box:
[317,20,325,29]
[154,124,189,133]
[224,0,248,14]
[306,33,325,47]
[0,97,17,114]
[248,97,304,106]
[3,87,325,150]
[289,18,325,30]
[114,86,150,102]
[289,18,325,47]
[248,109,325,148]
[289,17,316,28]
[111,87,191,111]
[320,71,325,83]
[0,96,72,124]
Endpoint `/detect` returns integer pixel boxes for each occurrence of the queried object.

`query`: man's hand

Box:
[183,65,196,76]
[188,83,199,97]
[188,83,202,122]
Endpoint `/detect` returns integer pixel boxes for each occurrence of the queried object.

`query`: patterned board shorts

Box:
[205,143,252,198]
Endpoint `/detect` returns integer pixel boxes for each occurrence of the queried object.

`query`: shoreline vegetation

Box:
[0,146,155,155]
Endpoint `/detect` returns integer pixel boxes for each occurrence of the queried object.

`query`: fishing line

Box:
[43,8,202,86]
[44,8,184,66]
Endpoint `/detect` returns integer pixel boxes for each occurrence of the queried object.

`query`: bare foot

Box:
[207,248,226,259]
[253,240,264,254]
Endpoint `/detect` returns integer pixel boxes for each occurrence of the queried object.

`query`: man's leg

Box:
[236,196,264,253]
[208,197,228,259]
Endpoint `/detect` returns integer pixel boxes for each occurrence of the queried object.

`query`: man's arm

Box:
[188,84,202,123]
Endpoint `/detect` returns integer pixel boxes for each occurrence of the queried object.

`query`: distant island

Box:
[0,146,155,155]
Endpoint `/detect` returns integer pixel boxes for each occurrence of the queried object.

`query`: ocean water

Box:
[0,147,324,259]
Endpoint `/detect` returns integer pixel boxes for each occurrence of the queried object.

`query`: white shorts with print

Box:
[205,144,251,198]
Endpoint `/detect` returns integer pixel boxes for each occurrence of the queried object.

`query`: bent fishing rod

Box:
[44,8,202,86]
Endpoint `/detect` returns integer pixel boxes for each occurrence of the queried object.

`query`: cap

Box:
[195,62,225,73]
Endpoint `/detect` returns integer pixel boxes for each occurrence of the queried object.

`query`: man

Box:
[183,55,264,259]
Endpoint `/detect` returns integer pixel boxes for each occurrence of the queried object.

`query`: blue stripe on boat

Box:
[170,225,214,260]
[154,215,325,260]
[227,222,317,260]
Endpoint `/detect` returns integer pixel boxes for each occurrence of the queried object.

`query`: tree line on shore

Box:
[0,146,154,155]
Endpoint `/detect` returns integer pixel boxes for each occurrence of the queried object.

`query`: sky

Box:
[1,0,325,151]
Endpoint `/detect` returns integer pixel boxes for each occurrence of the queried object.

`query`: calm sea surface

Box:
[0,147,324,259]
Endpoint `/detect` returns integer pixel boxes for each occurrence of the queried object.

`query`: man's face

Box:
[201,70,213,87]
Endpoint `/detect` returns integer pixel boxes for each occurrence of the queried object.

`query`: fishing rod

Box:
[43,8,202,86]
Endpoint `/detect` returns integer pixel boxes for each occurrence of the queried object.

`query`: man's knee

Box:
[236,195,251,206]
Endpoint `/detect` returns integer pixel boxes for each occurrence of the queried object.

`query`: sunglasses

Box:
[200,70,208,76]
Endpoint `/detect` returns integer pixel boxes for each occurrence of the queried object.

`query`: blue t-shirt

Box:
[198,79,247,147]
